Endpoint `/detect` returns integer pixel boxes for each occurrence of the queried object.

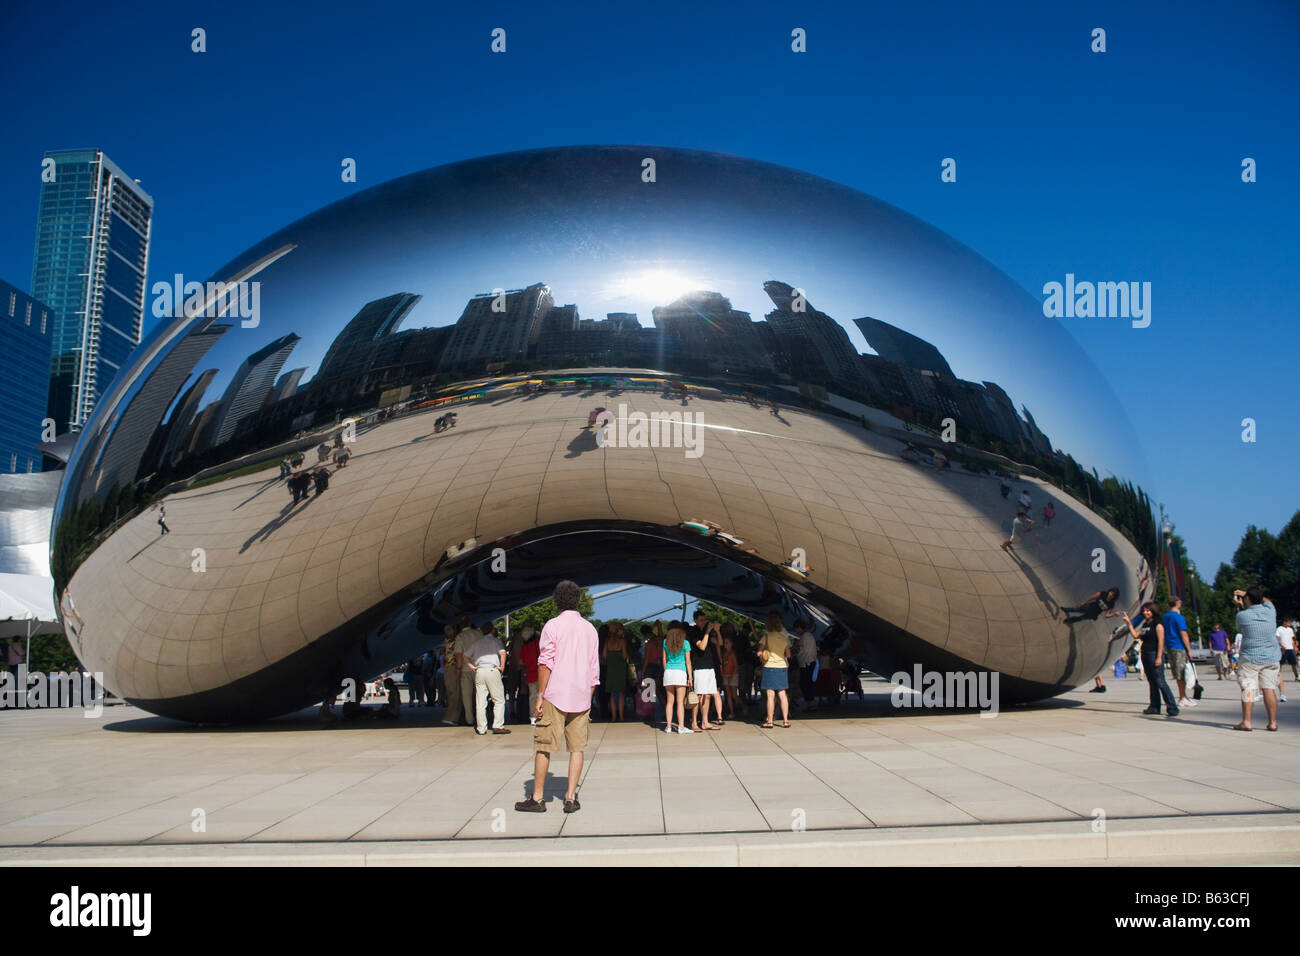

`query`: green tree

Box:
[25,634,79,673]
[1154,566,1171,610]
[1208,509,1300,621]
[696,601,760,631]
[507,587,595,633]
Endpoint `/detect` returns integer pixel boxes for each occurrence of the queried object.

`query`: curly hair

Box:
[553,579,582,612]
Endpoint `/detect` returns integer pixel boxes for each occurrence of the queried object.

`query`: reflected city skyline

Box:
[50,147,1158,721]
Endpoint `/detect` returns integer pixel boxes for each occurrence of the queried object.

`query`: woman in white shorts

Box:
[661,623,694,734]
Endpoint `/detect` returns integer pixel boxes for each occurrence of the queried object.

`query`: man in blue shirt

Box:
[1162,598,1194,706]
[1232,587,1279,732]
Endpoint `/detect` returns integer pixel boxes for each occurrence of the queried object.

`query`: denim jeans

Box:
[1142,652,1179,713]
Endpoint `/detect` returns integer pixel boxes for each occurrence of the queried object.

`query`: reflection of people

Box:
[157,503,170,535]
[1042,501,1055,526]
[1000,510,1034,551]
[1018,489,1032,512]
[998,477,1011,499]
[1063,587,1121,625]
[288,470,312,503]
[1066,587,1124,692]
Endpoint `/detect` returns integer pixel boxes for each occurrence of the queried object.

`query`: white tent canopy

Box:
[0,572,61,637]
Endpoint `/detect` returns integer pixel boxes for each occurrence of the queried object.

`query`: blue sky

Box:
[2,0,1297,617]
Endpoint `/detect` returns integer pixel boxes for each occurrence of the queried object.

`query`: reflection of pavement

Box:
[0,681,1296,857]
[69,391,1141,704]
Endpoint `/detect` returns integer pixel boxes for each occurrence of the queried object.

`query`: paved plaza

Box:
[1,673,1297,864]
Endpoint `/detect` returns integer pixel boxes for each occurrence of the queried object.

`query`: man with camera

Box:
[1232,587,1280,732]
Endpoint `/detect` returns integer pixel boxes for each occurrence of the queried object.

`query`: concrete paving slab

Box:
[1,674,1297,864]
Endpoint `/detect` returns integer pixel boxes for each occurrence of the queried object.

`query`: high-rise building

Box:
[981,381,1027,448]
[86,325,230,494]
[160,368,219,469]
[762,281,860,384]
[268,367,307,405]
[315,293,422,383]
[439,283,553,370]
[31,149,153,433]
[604,312,639,331]
[853,317,956,380]
[0,280,56,474]
[205,334,301,448]
[1020,405,1053,457]
[651,291,773,372]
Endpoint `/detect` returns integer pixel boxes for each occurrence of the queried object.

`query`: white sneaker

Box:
[1184,698,1198,706]
[1281,695,1288,702]
[663,725,674,734]
[530,717,536,725]
[1177,698,1190,707]
[678,726,694,734]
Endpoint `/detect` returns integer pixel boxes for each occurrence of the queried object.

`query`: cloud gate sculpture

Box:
[51,146,1154,722]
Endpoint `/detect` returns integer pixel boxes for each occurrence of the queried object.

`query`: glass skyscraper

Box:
[31,149,153,433]
[0,279,55,473]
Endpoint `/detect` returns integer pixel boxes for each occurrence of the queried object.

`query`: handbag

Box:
[686,690,699,707]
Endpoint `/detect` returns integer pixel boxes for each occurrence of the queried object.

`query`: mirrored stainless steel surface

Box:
[51,146,1154,721]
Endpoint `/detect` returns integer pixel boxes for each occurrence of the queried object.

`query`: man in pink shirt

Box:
[515,580,599,814]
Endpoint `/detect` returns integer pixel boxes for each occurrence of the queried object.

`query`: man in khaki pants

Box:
[454,616,483,727]
[468,626,511,735]
[441,624,462,726]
